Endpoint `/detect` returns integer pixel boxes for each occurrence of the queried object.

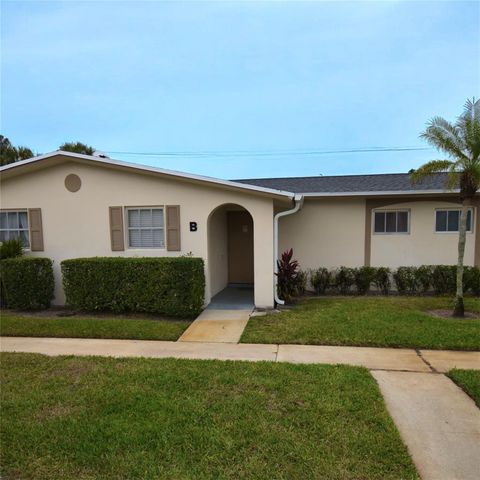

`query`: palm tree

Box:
[411,98,480,317]
[0,135,34,166]
[59,141,96,155]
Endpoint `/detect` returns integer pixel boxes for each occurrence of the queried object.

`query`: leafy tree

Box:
[0,135,34,166]
[411,98,480,317]
[59,141,95,155]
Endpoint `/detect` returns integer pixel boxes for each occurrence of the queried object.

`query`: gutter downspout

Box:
[273,193,304,305]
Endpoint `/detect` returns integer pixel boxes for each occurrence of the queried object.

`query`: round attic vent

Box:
[65,174,81,192]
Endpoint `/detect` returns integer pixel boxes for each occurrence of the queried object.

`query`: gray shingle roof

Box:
[233,172,452,194]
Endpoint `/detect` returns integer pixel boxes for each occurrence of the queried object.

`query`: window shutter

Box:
[28,208,44,251]
[109,207,124,251]
[166,205,181,251]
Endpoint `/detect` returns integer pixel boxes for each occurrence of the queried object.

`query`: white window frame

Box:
[372,209,411,235]
[125,206,166,249]
[434,208,474,234]
[0,209,31,248]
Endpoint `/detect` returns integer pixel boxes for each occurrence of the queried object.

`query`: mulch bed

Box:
[428,309,480,320]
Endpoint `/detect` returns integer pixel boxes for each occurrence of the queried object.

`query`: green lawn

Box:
[0,353,418,480]
[0,312,190,341]
[242,296,480,350]
[447,369,480,407]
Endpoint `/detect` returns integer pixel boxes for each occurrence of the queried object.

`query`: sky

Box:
[1,0,479,179]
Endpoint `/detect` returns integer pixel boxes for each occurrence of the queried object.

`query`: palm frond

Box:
[446,163,459,190]
[420,117,468,161]
[410,159,455,185]
[457,97,480,160]
[458,160,480,195]
[16,146,34,160]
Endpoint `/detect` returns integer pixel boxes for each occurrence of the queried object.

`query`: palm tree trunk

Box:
[453,202,469,317]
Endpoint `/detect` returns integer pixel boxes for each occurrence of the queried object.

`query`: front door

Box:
[227,211,254,284]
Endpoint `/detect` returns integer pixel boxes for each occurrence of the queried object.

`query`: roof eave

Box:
[0,151,295,200]
[301,189,462,197]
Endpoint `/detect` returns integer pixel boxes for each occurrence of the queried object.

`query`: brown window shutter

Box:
[28,208,44,251]
[109,206,125,251]
[166,205,181,251]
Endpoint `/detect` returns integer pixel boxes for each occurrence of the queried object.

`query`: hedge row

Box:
[0,257,55,309]
[61,257,205,317]
[305,265,480,296]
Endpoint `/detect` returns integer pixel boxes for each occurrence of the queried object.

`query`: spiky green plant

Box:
[0,238,24,259]
[411,98,480,317]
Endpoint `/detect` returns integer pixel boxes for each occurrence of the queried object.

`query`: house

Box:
[1,151,478,308]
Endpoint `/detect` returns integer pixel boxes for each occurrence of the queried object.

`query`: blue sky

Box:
[1,0,478,179]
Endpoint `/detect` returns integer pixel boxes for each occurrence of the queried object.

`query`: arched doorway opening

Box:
[207,203,254,307]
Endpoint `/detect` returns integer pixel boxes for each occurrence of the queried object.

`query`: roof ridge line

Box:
[232,172,448,182]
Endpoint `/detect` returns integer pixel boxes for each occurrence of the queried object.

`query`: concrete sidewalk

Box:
[373,371,480,480]
[1,336,479,372]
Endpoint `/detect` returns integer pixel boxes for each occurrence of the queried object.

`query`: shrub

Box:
[431,265,456,295]
[374,267,391,295]
[464,267,480,296]
[296,270,308,296]
[415,265,434,293]
[0,257,54,309]
[0,238,24,259]
[309,267,331,295]
[276,248,300,304]
[335,266,355,295]
[353,266,376,295]
[393,267,418,295]
[61,257,205,317]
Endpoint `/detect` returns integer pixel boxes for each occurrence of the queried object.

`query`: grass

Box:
[0,312,191,341]
[242,296,480,350]
[0,353,418,480]
[447,369,480,407]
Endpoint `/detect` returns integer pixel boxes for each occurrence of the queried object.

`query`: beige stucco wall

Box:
[370,200,475,268]
[208,206,228,297]
[278,198,366,270]
[279,197,476,273]
[0,160,276,308]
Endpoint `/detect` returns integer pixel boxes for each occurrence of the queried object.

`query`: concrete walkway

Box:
[178,286,254,343]
[178,308,252,343]
[373,371,480,480]
[2,336,478,371]
[2,337,479,479]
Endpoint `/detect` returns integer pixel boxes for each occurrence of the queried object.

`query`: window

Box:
[0,210,30,247]
[435,209,473,233]
[127,208,165,248]
[374,210,409,234]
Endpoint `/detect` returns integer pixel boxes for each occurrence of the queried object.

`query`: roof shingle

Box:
[233,172,452,194]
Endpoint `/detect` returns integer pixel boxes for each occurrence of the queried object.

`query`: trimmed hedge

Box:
[393,267,418,295]
[61,257,205,317]
[335,267,355,294]
[373,267,391,296]
[0,257,54,309]
[309,267,331,294]
[302,265,480,297]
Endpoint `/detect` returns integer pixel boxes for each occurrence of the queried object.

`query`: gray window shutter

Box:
[28,208,44,251]
[109,206,124,251]
[166,205,181,251]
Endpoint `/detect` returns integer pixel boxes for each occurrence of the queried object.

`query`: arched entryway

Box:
[207,203,254,308]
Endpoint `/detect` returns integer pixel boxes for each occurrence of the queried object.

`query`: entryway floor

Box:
[177,286,254,343]
[208,285,254,310]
